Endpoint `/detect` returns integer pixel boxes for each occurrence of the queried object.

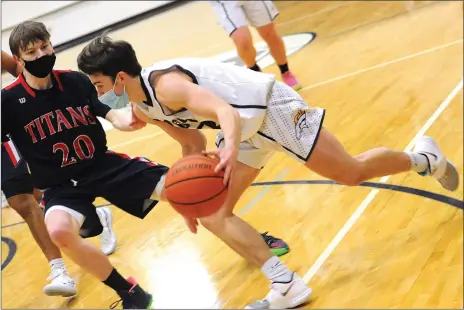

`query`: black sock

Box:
[103,268,133,293]
[278,63,289,74]
[248,64,261,72]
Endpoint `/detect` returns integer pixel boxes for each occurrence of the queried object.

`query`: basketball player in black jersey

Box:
[2,49,118,298]
[1,49,77,296]
[1,22,169,308]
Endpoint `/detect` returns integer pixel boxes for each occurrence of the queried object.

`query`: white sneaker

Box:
[96,206,117,255]
[245,273,312,309]
[413,136,459,191]
[43,267,77,297]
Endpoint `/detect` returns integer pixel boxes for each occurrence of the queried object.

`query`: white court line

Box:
[303,79,464,283]
[277,2,357,27]
[301,39,463,91]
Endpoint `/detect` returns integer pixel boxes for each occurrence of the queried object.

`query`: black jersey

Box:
[1,70,111,189]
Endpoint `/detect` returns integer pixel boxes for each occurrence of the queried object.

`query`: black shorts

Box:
[42,150,169,238]
[1,140,34,199]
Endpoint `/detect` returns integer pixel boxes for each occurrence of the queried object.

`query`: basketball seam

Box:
[168,186,228,205]
[165,175,224,189]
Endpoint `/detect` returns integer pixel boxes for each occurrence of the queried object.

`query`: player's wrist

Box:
[223,143,239,156]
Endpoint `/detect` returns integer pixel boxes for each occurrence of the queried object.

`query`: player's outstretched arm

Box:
[105,104,146,131]
[82,71,144,131]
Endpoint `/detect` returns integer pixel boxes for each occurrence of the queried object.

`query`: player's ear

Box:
[12,54,22,63]
[117,71,130,84]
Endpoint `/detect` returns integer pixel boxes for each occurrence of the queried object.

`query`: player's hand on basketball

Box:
[203,146,238,186]
[183,215,199,234]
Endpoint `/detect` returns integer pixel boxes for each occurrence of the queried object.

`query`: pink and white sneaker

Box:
[282,71,302,91]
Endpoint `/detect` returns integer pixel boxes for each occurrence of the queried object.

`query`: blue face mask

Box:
[98,79,130,109]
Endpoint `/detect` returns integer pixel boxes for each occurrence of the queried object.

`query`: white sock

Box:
[49,258,66,272]
[261,256,293,283]
[406,152,429,173]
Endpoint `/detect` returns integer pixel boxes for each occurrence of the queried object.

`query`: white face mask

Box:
[98,79,130,109]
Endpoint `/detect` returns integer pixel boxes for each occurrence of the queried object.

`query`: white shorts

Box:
[44,205,86,226]
[216,81,325,169]
[210,0,279,35]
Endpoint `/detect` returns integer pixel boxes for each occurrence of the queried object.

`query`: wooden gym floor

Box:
[1,1,463,308]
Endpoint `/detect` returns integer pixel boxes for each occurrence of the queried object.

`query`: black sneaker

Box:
[110,277,153,309]
[261,232,290,256]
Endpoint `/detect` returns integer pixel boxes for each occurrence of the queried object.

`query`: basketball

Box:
[165,154,228,218]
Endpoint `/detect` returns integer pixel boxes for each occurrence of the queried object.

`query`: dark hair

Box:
[9,21,51,56]
[77,33,142,81]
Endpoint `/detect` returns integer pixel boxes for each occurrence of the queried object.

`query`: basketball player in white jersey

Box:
[209,1,302,91]
[77,35,459,309]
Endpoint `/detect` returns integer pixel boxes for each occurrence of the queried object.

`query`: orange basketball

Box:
[165,154,228,218]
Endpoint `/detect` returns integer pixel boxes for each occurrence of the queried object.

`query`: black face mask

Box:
[23,53,56,78]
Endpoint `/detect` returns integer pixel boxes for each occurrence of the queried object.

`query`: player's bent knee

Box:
[45,207,83,248]
[333,165,367,186]
[337,175,365,186]
[48,226,78,248]
[199,207,232,233]
[199,216,223,233]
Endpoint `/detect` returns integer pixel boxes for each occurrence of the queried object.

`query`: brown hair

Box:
[9,21,51,56]
[77,33,142,80]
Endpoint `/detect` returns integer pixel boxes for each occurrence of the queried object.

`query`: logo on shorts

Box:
[294,109,311,140]
[211,32,316,69]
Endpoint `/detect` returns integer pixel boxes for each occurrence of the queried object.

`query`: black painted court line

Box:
[1,237,17,271]
[1,181,462,271]
[2,181,462,230]
[250,180,464,210]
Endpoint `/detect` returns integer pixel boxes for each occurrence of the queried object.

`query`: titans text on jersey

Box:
[1,70,111,189]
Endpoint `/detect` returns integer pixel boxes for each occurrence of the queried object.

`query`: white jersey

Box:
[135,57,276,141]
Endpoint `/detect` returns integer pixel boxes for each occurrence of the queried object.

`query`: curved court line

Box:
[239,169,290,215]
[251,180,463,210]
[0,181,460,270]
[1,237,17,271]
[2,181,461,230]
[302,79,463,284]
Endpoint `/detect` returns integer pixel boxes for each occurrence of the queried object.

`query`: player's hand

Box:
[183,215,199,234]
[129,103,147,130]
[202,146,238,186]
